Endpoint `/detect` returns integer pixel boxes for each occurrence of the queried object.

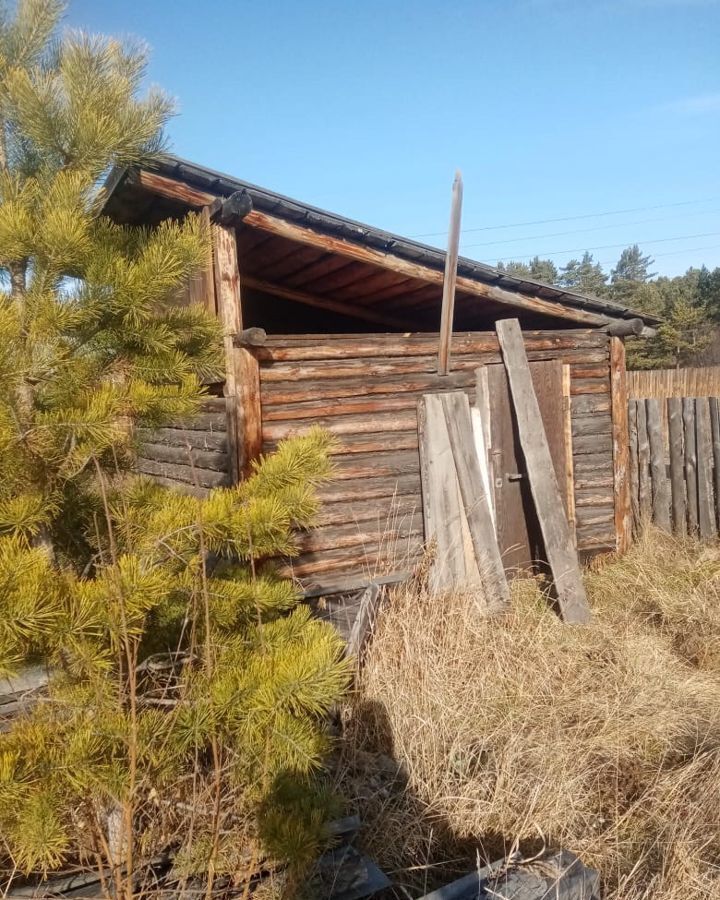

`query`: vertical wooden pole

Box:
[212,224,241,484]
[696,397,716,539]
[683,398,699,534]
[710,397,720,531]
[437,171,463,376]
[646,398,671,531]
[609,338,631,552]
[667,397,686,535]
[628,400,639,536]
[636,400,651,524]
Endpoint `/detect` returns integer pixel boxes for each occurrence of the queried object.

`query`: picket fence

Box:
[628,396,720,537]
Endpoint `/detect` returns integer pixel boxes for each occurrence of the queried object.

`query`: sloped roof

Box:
[102,154,660,329]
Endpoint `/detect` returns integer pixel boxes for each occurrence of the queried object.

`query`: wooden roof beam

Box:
[242,210,609,326]
[241,275,421,330]
[132,168,610,327]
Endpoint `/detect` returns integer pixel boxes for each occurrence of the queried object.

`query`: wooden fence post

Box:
[667,397,686,535]
[683,398,699,534]
[646,398,671,531]
[710,397,720,531]
[695,397,716,539]
[636,400,651,523]
[628,399,639,535]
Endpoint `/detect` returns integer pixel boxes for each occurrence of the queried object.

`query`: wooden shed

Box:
[102,157,658,591]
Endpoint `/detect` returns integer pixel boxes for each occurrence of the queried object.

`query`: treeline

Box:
[497,245,720,369]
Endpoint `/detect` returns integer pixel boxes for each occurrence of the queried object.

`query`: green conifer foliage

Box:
[0,3,350,893]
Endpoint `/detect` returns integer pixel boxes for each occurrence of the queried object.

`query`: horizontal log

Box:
[132,473,209,499]
[575,506,614,527]
[136,427,228,452]
[296,516,423,554]
[574,490,615,507]
[568,364,610,379]
[278,536,425,580]
[571,415,613,437]
[301,570,410,599]
[135,457,231,489]
[572,434,613,456]
[263,394,419,422]
[260,351,609,383]
[572,457,614,477]
[138,441,229,473]
[316,473,421,503]
[570,378,609,396]
[264,431,418,456]
[576,528,616,551]
[323,450,420,481]
[574,475,614,490]
[262,411,418,442]
[604,317,644,337]
[199,396,228,411]
[315,494,422,527]
[259,331,608,362]
[571,395,611,415]
[163,412,227,432]
[261,372,478,405]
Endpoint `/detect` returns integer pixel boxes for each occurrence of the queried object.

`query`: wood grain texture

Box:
[212,223,242,483]
[242,209,609,326]
[636,399,651,523]
[437,172,463,375]
[695,397,717,539]
[646,398,671,531]
[667,397,686,536]
[628,400,640,536]
[610,337,631,551]
[440,392,509,609]
[683,398,699,534]
[563,364,576,542]
[496,319,590,624]
[417,394,475,592]
[710,398,720,533]
[234,347,262,476]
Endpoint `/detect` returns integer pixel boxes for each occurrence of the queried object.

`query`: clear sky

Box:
[67,0,720,277]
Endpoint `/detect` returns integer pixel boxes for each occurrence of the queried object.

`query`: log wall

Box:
[256,330,616,584]
[135,395,232,495]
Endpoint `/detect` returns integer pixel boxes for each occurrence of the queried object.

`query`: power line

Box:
[595,243,720,268]
[486,230,720,264]
[460,208,720,250]
[412,196,718,238]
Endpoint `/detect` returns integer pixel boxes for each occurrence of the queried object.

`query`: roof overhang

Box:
[101,156,661,333]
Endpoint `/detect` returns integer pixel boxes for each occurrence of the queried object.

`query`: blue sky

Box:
[68,0,720,277]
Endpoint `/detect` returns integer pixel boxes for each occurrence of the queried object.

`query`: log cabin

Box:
[101,156,659,592]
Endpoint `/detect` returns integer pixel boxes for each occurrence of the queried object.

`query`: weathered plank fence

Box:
[628,366,720,400]
[628,396,720,538]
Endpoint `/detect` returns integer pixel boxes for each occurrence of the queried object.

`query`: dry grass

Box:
[338,530,720,899]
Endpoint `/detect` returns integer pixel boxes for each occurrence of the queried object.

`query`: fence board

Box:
[683,398,699,534]
[667,397,686,536]
[628,400,640,533]
[695,397,717,539]
[710,398,720,531]
[646,398,671,531]
[628,366,720,400]
[636,400,651,523]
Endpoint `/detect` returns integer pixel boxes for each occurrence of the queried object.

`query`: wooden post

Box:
[636,400,651,523]
[667,397,686,535]
[235,347,262,477]
[496,319,590,624]
[646,398,671,531]
[212,223,241,484]
[696,397,716,539]
[628,400,640,536]
[437,171,463,376]
[683,398,699,534]
[710,397,720,531]
[609,338,631,552]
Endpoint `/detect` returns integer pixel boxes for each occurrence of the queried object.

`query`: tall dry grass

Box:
[339,530,720,899]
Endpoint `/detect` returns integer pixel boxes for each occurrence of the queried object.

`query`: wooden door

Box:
[486,360,568,574]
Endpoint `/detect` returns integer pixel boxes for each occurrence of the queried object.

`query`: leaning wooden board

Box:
[496,319,590,625]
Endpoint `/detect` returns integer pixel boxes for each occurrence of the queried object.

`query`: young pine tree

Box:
[0,2,349,894]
